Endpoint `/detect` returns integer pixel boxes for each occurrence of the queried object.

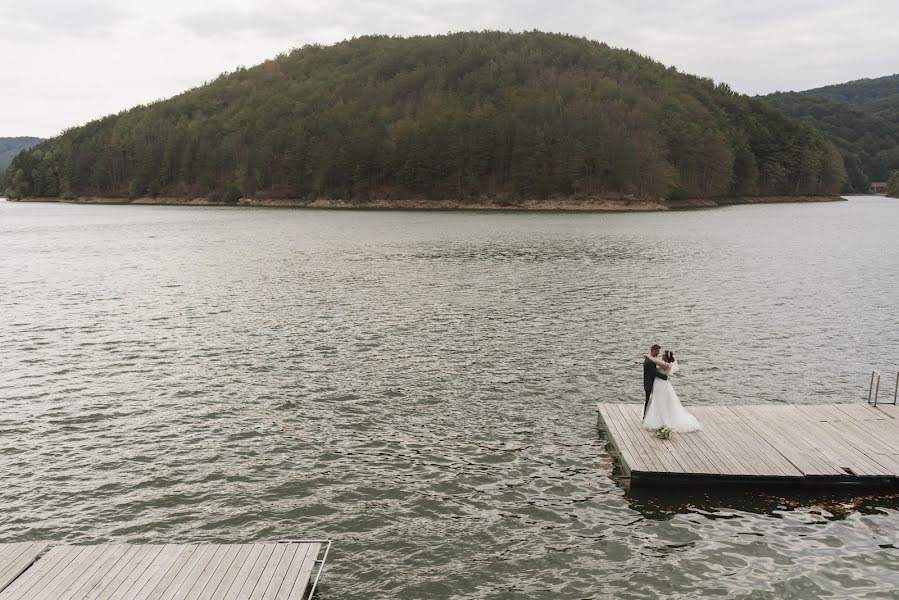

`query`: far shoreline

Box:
[7,195,847,212]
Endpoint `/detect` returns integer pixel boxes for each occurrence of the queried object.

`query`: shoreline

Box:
[7,195,846,211]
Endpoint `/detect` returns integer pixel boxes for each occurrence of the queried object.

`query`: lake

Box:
[1,197,897,599]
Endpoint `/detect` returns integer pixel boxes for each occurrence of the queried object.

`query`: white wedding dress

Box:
[642,361,702,432]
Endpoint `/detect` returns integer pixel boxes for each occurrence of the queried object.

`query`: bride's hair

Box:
[667,351,676,362]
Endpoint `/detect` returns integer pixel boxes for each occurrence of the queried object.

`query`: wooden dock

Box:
[597,402,899,485]
[0,541,328,600]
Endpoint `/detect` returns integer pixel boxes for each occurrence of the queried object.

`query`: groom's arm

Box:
[645,354,670,369]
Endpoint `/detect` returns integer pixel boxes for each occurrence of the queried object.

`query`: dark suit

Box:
[643,357,668,417]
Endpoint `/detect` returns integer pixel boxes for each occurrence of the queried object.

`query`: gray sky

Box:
[2,0,897,138]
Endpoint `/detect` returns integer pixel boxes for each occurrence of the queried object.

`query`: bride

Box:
[642,351,702,433]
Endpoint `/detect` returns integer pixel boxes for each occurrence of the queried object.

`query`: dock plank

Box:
[226,543,278,600]
[57,544,126,600]
[596,402,899,485]
[732,407,842,477]
[727,406,817,477]
[0,544,48,594]
[12,547,78,597]
[195,545,253,600]
[187,545,241,600]
[7,546,83,600]
[246,544,288,600]
[33,546,106,600]
[284,544,321,600]
[96,545,164,600]
[158,544,221,600]
[697,408,766,476]
[599,404,655,473]
[613,404,671,473]
[819,421,899,475]
[871,404,898,419]
[81,545,143,600]
[857,419,899,452]
[688,407,763,476]
[0,543,326,600]
[793,416,891,477]
[616,404,685,474]
[126,544,190,600]
[218,544,268,600]
[251,543,298,600]
[701,408,778,476]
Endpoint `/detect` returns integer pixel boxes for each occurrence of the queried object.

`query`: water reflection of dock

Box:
[0,541,328,599]
[597,403,899,486]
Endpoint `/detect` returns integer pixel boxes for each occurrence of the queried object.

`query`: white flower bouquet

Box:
[656,426,672,440]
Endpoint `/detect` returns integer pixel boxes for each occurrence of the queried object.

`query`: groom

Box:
[643,344,667,417]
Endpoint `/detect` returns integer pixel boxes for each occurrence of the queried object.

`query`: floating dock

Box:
[597,402,899,486]
[0,540,328,600]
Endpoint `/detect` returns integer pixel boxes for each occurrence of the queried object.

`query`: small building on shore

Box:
[871,181,888,194]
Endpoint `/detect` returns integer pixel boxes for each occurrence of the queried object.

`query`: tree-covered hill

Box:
[3,32,844,204]
[795,74,899,106]
[763,74,899,191]
[0,137,43,173]
[888,171,899,198]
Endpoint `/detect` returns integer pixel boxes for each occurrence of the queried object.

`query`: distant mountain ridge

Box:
[3,32,844,204]
[0,137,43,172]
[763,74,899,191]
[797,74,899,106]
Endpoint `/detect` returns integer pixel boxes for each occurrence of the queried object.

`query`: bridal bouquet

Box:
[656,426,672,440]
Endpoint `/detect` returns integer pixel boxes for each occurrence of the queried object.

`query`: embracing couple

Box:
[642,344,702,433]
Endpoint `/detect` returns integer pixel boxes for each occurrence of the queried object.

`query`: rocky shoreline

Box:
[8,195,846,211]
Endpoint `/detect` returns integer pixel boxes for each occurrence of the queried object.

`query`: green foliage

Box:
[128,177,143,199]
[793,75,899,105]
[888,171,899,198]
[764,74,899,191]
[7,32,845,202]
[222,184,242,204]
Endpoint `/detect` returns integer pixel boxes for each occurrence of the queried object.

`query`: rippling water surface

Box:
[1,197,898,599]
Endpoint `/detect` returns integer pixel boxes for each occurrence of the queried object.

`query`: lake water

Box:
[1,197,898,599]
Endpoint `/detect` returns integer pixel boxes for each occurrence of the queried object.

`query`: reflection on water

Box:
[1,197,898,599]
[626,482,899,521]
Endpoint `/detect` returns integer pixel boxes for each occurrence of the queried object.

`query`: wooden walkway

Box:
[0,541,328,600]
[597,402,899,485]
[0,544,48,594]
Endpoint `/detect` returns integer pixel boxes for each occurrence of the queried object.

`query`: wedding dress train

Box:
[642,361,702,433]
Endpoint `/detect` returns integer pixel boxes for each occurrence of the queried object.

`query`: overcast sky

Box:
[2,0,898,138]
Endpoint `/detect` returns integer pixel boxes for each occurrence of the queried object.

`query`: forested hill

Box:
[0,137,43,172]
[3,32,844,204]
[763,74,899,191]
[793,74,899,106]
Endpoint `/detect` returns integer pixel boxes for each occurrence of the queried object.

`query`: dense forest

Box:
[764,74,899,192]
[0,137,43,173]
[3,32,845,204]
